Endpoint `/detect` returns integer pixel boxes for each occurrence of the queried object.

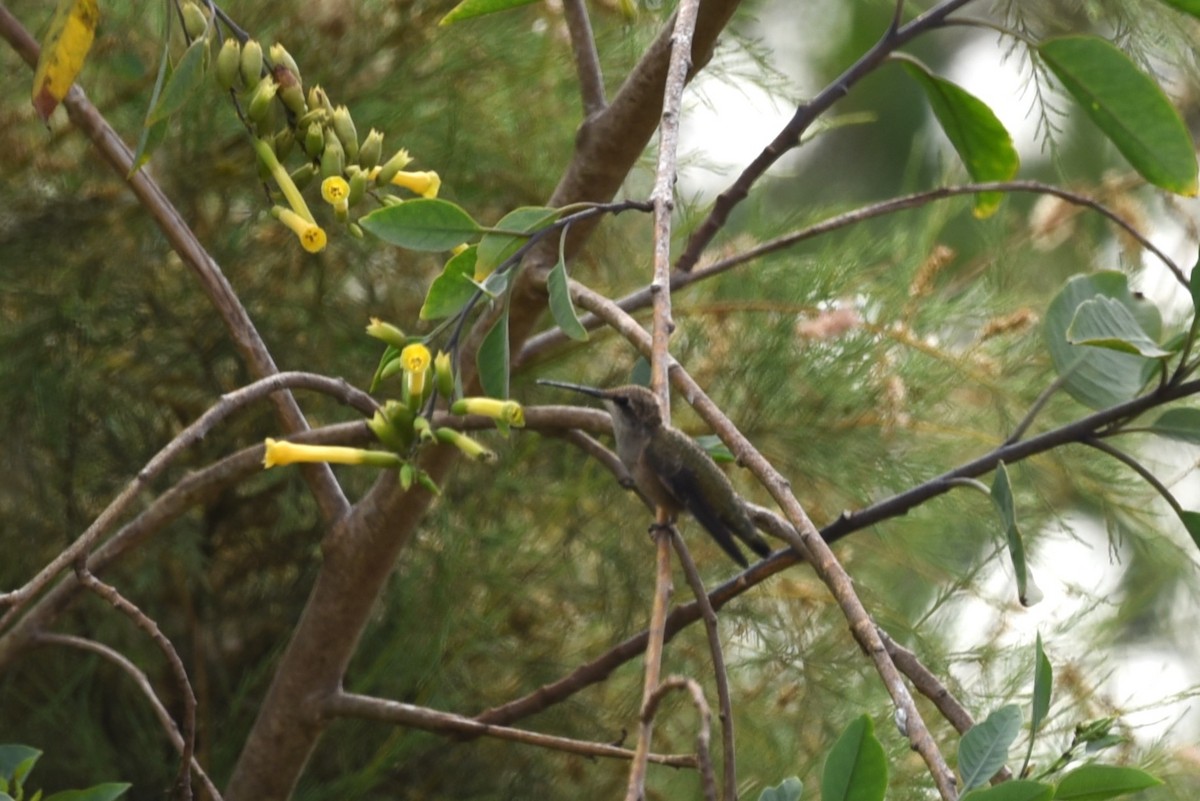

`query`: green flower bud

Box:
[375,148,413,185]
[246,74,278,123]
[434,428,497,463]
[434,351,454,398]
[289,162,317,191]
[348,222,365,239]
[320,127,345,178]
[331,105,359,162]
[181,1,209,39]
[379,194,404,206]
[215,38,241,90]
[307,85,333,114]
[303,122,325,158]
[273,65,307,117]
[268,43,301,85]
[297,107,327,129]
[413,416,435,442]
[347,168,368,207]
[382,400,414,433]
[399,462,415,490]
[273,128,295,161]
[358,128,384,170]
[240,39,264,88]
[368,409,410,452]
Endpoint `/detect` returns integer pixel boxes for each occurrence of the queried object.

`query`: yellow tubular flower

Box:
[365,317,407,348]
[401,342,431,399]
[391,170,441,199]
[434,428,497,463]
[450,397,525,427]
[253,137,316,223]
[321,176,350,208]
[272,206,327,253]
[262,438,402,468]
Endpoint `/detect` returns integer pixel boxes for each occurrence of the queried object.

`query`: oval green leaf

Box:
[1178,509,1200,552]
[963,781,1054,801]
[421,246,479,320]
[1043,272,1159,409]
[1053,765,1162,801]
[900,57,1019,217]
[1039,36,1198,196]
[360,199,481,251]
[547,255,588,342]
[1066,296,1172,358]
[475,206,559,280]
[991,464,1041,607]
[147,37,207,125]
[959,704,1022,790]
[821,714,887,801]
[440,0,540,25]
[1146,407,1200,444]
[478,307,510,399]
[44,783,132,801]
[759,777,803,801]
[1032,632,1053,732]
[0,745,41,784]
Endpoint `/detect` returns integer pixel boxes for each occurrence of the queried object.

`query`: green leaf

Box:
[546,234,588,341]
[1145,407,1200,444]
[821,714,887,801]
[695,434,735,463]
[475,206,559,280]
[1053,765,1162,801]
[1038,36,1198,196]
[1177,510,1200,551]
[1032,633,1053,732]
[440,0,540,25]
[899,58,1019,217]
[0,746,40,785]
[962,780,1054,801]
[1043,273,1159,409]
[129,15,172,177]
[360,199,482,251]
[146,37,207,125]
[478,307,510,399]
[759,777,804,801]
[1157,0,1200,18]
[43,784,131,801]
[1066,297,1172,358]
[991,464,1041,607]
[421,246,479,320]
[370,344,401,393]
[959,704,1022,790]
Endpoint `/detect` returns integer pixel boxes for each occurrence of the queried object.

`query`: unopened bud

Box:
[273,65,307,117]
[307,85,334,114]
[358,128,384,170]
[215,38,241,90]
[303,123,325,158]
[320,127,345,178]
[289,162,317,191]
[375,148,413,185]
[268,43,302,85]
[347,168,368,207]
[182,1,209,39]
[435,351,454,398]
[331,106,359,162]
[240,39,264,88]
[273,128,295,161]
[246,75,278,123]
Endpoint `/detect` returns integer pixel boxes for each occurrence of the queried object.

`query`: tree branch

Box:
[34,632,224,801]
[323,691,696,767]
[561,0,606,116]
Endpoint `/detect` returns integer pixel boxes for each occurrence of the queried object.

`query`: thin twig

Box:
[0,422,369,671]
[561,0,606,116]
[625,531,675,801]
[324,691,695,767]
[1083,437,1185,517]
[0,373,374,631]
[74,565,197,801]
[33,632,224,801]
[674,0,978,273]
[671,533,738,801]
[518,179,1176,362]
[0,4,349,520]
[877,629,1014,784]
[644,677,717,801]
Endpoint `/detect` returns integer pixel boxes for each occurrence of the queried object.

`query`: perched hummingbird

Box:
[540,380,773,567]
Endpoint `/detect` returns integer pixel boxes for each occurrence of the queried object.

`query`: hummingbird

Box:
[540,380,773,567]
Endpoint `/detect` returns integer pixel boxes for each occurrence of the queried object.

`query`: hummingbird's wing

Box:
[645,432,751,567]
